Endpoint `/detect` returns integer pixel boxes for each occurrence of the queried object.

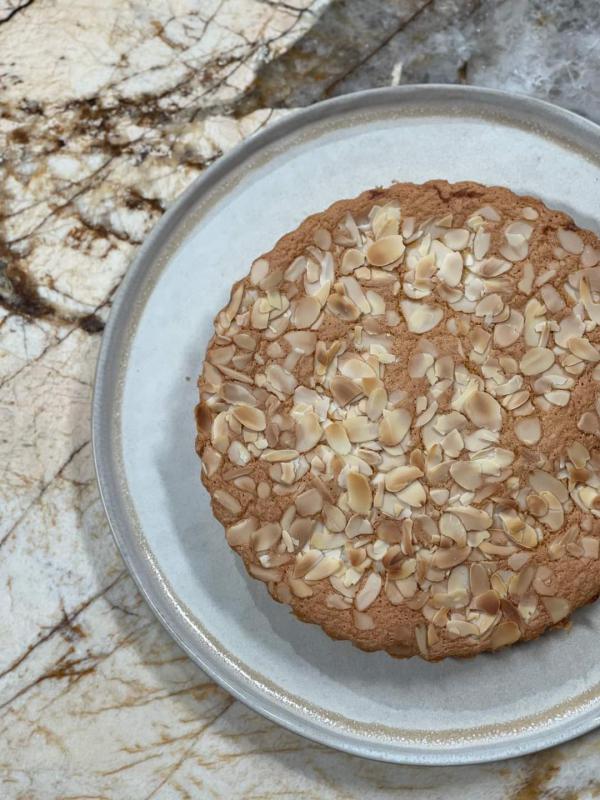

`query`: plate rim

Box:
[92,84,600,765]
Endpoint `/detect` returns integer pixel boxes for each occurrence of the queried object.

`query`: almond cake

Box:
[195,180,600,660]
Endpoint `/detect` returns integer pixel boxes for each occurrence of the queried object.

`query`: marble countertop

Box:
[2,1,600,797]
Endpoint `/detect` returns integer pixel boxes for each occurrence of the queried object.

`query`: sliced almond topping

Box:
[439,251,463,286]
[341,248,364,273]
[567,337,600,362]
[400,300,444,333]
[327,293,360,321]
[385,465,424,492]
[379,408,412,446]
[463,391,502,432]
[295,411,322,452]
[432,545,471,569]
[443,228,469,250]
[305,556,341,581]
[295,488,323,517]
[293,296,320,329]
[529,469,568,503]
[355,572,382,611]
[450,461,483,490]
[578,411,599,434]
[514,416,541,446]
[474,590,500,615]
[470,563,490,595]
[232,404,266,431]
[526,493,548,517]
[353,609,375,630]
[491,621,521,649]
[251,523,282,551]
[558,228,584,255]
[347,472,373,514]
[213,489,242,515]
[367,235,405,266]
[542,596,570,623]
[344,415,379,443]
[330,376,362,407]
[520,347,555,376]
[377,520,404,544]
[538,490,564,531]
[447,506,492,530]
[324,422,352,455]
[226,517,257,547]
[366,387,388,421]
[408,352,435,378]
[397,480,426,507]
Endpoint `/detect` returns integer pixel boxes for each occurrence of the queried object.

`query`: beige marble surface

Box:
[2,1,600,797]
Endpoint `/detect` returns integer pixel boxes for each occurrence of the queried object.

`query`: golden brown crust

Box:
[195,179,600,660]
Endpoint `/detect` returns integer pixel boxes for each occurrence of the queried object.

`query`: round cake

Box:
[195,180,600,660]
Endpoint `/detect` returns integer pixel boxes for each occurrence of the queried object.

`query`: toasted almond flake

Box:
[400,300,444,333]
[294,485,324,517]
[514,416,541,446]
[542,596,570,623]
[432,545,471,569]
[353,609,375,630]
[251,523,282,551]
[248,564,282,583]
[568,337,600,362]
[397,480,426,507]
[526,493,548,517]
[578,411,599,434]
[439,251,463,286]
[529,469,568,503]
[558,228,584,255]
[341,248,364,274]
[470,563,490,595]
[473,229,491,260]
[447,506,492,530]
[295,411,322,452]
[474,589,500,615]
[366,387,388,421]
[439,513,467,546]
[463,391,503,432]
[367,235,405,266]
[385,465,424,492]
[327,293,361,321]
[347,472,373,514]
[379,408,412,446]
[293,296,321,328]
[289,577,314,598]
[491,621,521,649]
[538,490,564,531]
[581,537,600,559]
[213,489,242,514]
[450,461,483,490]
[443,228,469,250]
[377,520,404,544]
[323,503,346,532]
[260,449,299,463]
[226,517,257,546]
[232,404,266,431]
[408,352,435,378]
[355,572,382,611]
[305,556,341,581]
[520,347,555,376]
[344,415,379,443]
[330,376,362,407]
[293,549,322,578]
[324,422,352,455]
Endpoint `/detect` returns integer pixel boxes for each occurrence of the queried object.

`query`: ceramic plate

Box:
[93,86,600,764]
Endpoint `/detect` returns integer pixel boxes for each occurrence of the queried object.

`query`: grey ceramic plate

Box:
[93,85,600,765]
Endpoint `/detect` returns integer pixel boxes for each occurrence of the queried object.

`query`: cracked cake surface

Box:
[195,179,600,660]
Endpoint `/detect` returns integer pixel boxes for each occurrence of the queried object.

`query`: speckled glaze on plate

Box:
[92,86,600,765]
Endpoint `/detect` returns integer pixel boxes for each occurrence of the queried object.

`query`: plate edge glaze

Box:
[92,85,600,765]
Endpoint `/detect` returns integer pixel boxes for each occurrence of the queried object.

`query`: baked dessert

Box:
[195,180,600,660]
